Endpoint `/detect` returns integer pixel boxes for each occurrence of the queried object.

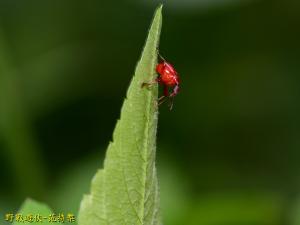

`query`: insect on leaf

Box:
[78,5,163,225]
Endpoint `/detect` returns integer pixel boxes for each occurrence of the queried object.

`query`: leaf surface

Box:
[78,5,162,225]
[12,199,62,225]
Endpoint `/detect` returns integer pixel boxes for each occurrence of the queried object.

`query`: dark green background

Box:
[1,0,300,224]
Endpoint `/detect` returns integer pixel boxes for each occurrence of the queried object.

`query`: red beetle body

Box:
[142,54,180,110]
[156,62,180,87]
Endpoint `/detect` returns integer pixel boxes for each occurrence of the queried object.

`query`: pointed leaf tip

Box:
[78,6,163,225]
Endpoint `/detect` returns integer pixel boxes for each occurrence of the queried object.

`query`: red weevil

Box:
[142,53,180,110]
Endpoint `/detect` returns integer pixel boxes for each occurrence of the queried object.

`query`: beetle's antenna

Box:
[157,49,167,62]
[168,97,174,111]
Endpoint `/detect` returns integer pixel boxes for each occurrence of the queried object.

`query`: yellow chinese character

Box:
[57,213,64,223]
[4,213,14,223]
[35,214,43,222]
[25,214,34,223]
[48,214,57,222]
[15,214,24,222]
[66,213,75,223]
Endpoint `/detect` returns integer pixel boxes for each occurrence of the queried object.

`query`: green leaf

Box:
[12,199,62,225]
[78,5,163,225]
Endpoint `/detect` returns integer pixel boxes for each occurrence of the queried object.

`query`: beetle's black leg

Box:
[163,85,169,97]
[141,80,156,88]
[168,97,174,110]
[157,95,167,106]
[154,95,166,109]
[167,85,179,110]
[170,85,180,97]
[158,95,165,102]
[141,77,161,89]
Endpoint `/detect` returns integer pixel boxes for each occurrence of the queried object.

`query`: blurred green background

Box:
[1,0,300,224]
